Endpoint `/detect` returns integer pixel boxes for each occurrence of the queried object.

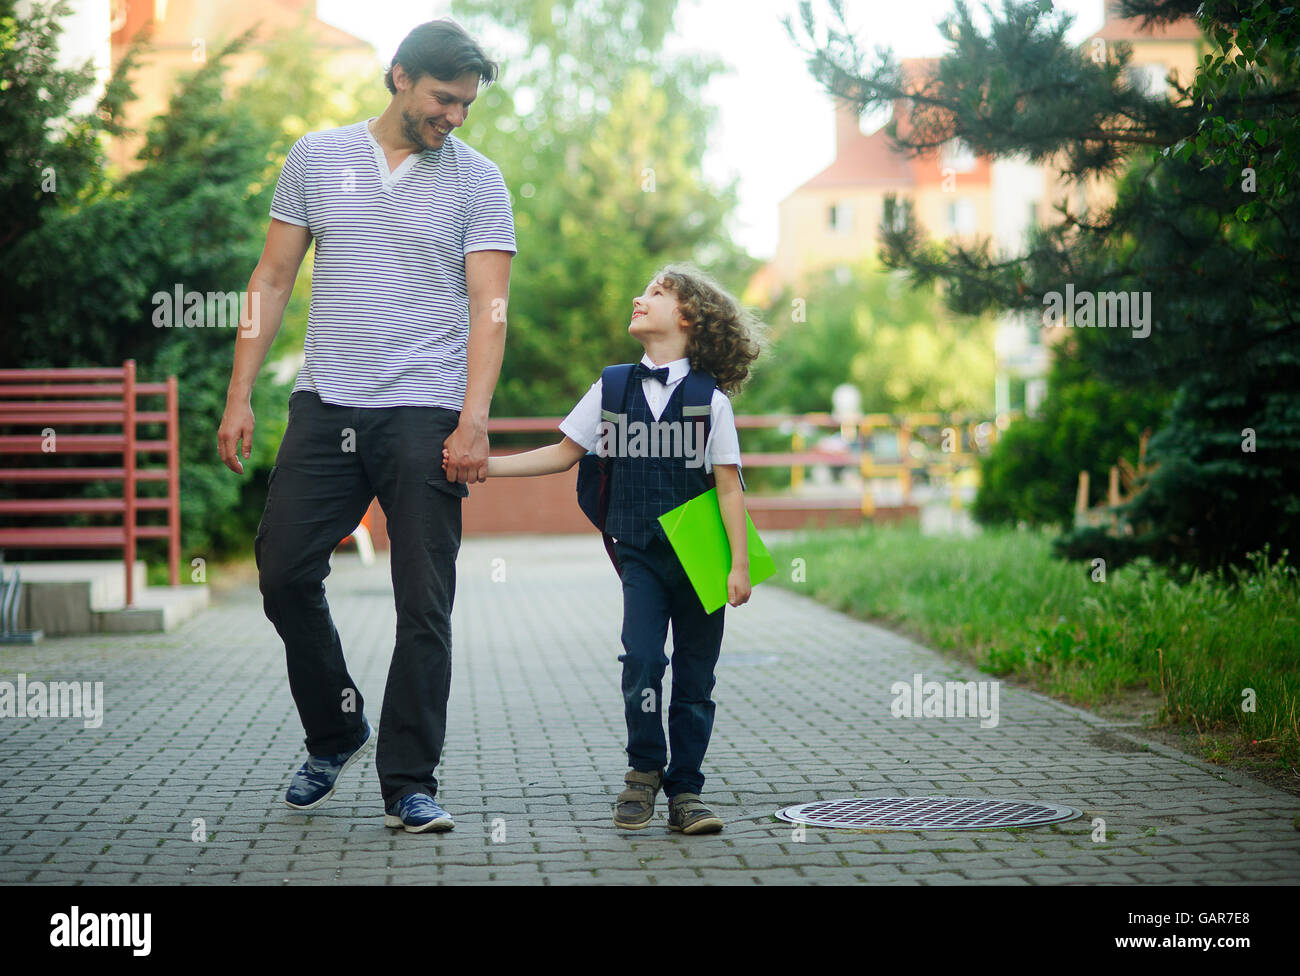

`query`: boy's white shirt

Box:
[559,355,742,474]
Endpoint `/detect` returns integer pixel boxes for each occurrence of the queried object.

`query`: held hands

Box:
[727,565,752,607]
[442,420,489,484]
[442,447,493,480]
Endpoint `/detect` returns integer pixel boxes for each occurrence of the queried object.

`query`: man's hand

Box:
[443,418,489,484]
[218,399,255,474]
[727,565,752,607]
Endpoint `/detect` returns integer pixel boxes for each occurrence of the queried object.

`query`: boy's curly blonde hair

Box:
[653,263,764,395]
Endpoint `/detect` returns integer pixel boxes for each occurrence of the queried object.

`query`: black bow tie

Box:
[633,363,670,384]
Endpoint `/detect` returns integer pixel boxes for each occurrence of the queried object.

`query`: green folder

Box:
[657,488,776,614]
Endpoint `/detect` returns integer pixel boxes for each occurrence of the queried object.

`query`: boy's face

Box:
[629,277,687,341]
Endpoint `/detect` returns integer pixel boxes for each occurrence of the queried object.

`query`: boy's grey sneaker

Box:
[284,718,375,811]
[667,793,724,835]
[384,793,454,833]
[613,769,663,829]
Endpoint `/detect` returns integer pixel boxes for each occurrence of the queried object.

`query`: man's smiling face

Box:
[394,67,480,151]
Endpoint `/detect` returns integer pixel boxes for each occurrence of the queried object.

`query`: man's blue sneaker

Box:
[284,719,375,811]
[384,793,454,833]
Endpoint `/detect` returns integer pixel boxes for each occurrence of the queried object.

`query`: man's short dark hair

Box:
[384,19,498,94]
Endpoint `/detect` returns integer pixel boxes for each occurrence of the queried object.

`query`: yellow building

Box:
[1017,3,1207,415]
[763,4,1206,417]
[107,0,376,170]
[1057,1,1207,218]
[770,57,994,294]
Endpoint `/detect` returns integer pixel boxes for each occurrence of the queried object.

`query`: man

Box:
[217,20,514,833]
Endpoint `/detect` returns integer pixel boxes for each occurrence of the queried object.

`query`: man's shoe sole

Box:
[383,813,454,833]
[283,725,375,811]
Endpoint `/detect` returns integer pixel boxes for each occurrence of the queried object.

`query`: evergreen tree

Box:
[789,0,1300,571]
[451,0,756,415]
[2,9,384,557]
[0,0,133,295]
[740,265,996,417]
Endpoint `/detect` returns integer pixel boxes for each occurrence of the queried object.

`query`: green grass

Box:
[769,526,1300,767]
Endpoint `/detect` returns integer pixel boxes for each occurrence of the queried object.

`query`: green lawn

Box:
[768,526,1299,769]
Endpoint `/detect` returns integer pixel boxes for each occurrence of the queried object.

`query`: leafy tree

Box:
[1176,0,1300,222]
[7,30,284,556]
[0,0,132,288]
[972,352,1170,529]
[789,0,1300,571]
[739,264,996,416]
[451,0,757,415]
[3,8,387,558]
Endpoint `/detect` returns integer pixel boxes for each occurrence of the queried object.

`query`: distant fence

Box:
[1074,428,1152,533]
[395,410,1012,538]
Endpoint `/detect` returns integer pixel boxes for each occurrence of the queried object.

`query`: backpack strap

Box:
[680,369,716,488]
[680,369,744,491]
[596,364,637,573]
[600,364,636,422]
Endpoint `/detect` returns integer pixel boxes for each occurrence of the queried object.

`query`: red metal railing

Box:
[0,361,182,605]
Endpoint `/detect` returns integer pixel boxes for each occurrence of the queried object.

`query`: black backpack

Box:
[576,364,717,574]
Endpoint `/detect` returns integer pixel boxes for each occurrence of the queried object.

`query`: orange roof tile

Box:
[1094,1,1203,42]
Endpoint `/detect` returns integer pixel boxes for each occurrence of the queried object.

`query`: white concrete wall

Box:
[991,157,1046,256]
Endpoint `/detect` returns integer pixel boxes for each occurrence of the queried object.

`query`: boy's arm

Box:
[443,436,588,478]
[715,463,751,607]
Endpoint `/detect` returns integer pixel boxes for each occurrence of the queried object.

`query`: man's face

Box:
[394,67,481,151]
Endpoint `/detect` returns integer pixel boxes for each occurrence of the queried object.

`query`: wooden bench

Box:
[0,360,181,606]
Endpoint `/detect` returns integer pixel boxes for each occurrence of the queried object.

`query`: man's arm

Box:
[217,218,313,474]
[444,248,512,484]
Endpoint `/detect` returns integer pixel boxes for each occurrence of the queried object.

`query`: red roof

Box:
[800,116,915,191]
[1094,1,1203,41]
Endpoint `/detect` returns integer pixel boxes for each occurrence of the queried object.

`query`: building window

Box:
[940,138,977,173]
[947,198,977,234]
[1126,64,1166,98]
[828,203,852,233]
[886,197,909,232]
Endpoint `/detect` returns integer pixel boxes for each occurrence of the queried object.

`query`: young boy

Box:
[460,264,761,833]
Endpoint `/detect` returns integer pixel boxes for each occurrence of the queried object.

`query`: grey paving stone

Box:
[2,537,1299,887]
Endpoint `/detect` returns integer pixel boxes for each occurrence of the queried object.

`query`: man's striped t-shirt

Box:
[269,118,517,409]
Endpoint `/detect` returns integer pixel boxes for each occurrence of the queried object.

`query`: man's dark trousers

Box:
[255,391,466,808]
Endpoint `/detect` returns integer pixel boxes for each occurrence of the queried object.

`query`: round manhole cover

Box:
[775,796,1082,831]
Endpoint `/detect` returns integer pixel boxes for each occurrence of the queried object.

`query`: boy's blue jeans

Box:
[614,536,725,799]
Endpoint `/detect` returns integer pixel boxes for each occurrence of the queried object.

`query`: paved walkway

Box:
[2,536,1297,885]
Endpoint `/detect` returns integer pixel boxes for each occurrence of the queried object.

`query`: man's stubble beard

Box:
[401,109,439,152]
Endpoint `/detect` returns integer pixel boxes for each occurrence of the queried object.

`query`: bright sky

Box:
[318,0,1105,259]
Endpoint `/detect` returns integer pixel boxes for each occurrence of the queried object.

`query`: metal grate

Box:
[775,796,1082,831]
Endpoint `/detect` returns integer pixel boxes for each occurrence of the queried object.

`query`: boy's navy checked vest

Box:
[576,364,717,571]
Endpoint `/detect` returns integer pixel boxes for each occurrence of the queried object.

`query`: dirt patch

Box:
[1123,724,1300,799]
